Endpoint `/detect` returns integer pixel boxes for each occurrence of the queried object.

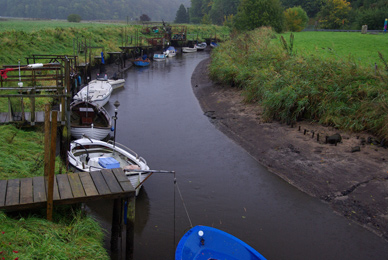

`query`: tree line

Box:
[174,0,388,31]
[0,0,190,22]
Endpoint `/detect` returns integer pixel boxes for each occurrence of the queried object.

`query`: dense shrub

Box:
[284,6,309,32]
[67,14,82,23]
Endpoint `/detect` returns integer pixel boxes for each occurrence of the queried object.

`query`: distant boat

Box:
[210,42,218,48]
[195,42,207,51]
[175,225,267,260]
[73,78,112,107]
[70,100,112,140]
[153,53,166,61]
[134,55,151,67]
[164,46,177,57]
[182,46,197,53]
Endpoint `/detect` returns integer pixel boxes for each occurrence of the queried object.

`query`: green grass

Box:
[0,124,109,259]
[280,31,388,68]
[210,27,388,140]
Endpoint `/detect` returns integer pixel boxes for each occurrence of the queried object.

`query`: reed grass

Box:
[209,27,388,139]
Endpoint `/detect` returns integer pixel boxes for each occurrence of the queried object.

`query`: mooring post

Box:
[111,198,123,260]
[126,196,136,260]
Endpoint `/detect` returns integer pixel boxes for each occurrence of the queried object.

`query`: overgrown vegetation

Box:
[209,27,388,139]
[0,207,109,259]
[0,124,109,259]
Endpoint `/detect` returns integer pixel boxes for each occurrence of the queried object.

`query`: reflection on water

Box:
[92,51,388,260]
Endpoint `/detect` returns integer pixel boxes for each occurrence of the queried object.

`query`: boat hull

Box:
[133,58,151,67]
[175,226,266,260]
[70,100,112,140]
[68,137,150,196]
[73,80,112,107]
[182,47,197,53]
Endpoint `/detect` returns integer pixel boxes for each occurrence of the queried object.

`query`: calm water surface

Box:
[97,51,388,259]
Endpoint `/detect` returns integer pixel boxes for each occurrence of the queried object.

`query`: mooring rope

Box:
[174,172,193,228]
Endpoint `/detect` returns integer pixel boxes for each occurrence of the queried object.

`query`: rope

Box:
[174,173,193,228]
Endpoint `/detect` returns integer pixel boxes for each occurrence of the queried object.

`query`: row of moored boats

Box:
[69,74,150,196]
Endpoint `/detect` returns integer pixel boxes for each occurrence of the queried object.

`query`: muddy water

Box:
[94,51,388,259]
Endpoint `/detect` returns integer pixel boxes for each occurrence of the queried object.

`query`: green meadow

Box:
[281,31,388,68]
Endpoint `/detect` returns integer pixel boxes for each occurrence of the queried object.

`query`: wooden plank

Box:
[33,176,46,203]
[101,169,123,193]
[112,168,135,192]
[20,178,33,204]
[56,174,73,200]
[6,179,20,206]
[90,171,110,195]
[0,180,7,206]
[68,173,86,198]
[79,172,99,197]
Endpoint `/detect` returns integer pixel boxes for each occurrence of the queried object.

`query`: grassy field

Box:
[281,31,388,68]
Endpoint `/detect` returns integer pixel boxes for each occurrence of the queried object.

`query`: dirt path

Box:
[191,58,388,240]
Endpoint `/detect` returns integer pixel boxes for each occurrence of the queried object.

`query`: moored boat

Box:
[195,42,207,51]
[153,53,167,61]
[70,100,112,140]
[164,46,177,57]
[73,79,112,107]
[134,55,151,67]
[68,137,150,195]
[89,74,125,90]
[175,225,267,260]
[182,46,197,53]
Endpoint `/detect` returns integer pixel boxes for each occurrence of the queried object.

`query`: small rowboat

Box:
[153,53,167,61]
[175,225,267,260]
[134,56,151,67]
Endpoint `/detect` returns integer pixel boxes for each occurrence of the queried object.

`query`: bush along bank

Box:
[209,27,388,142]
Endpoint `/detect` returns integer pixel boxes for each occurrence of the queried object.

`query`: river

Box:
[94,51,388,259]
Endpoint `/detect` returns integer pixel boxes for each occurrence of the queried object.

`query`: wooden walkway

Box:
[0,168,135,212]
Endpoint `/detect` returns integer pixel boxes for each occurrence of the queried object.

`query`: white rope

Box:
[175,175,193,228]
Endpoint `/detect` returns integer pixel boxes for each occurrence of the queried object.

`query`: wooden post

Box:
[47,110,57,221]
[44,104,51,178]
[111,198,122,260]
[30,87,35,125]
[126,196,136,260]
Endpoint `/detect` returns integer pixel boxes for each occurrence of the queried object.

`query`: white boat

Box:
[182,46,197,53]
[153,53,167,61]
[164,46,177,57]
[73,79,113,107]
[70,100,112,140]
[196,42,207,50]
[89,78,125,90]
[68,137,150,196]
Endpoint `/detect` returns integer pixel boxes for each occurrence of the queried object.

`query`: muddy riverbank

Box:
[191,58,388,240]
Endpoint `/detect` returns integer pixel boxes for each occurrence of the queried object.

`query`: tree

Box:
[233,0,285,33]
[175,4,189,23]
[209,0,241,25]
[189,0,204,23]
[317,0,351,29]
[67,14,82,22]
[140,14,151,21]
[284,6,309,32]
[280,0,324,17]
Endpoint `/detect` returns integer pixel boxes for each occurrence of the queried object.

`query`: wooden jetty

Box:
[0,168,135,212]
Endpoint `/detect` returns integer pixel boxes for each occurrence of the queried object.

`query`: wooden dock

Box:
[0,168,135,212]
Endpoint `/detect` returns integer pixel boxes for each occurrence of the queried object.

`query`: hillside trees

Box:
[280,0,324,17]
[175,4,189,23]
[208,0,241,25]
[233,0,285,32]
[317,0,351,29]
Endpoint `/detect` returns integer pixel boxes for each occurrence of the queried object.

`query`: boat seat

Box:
[81,117,93,125]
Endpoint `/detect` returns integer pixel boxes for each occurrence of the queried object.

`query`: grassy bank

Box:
[209,27,388,140]
[0,124,109,259]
